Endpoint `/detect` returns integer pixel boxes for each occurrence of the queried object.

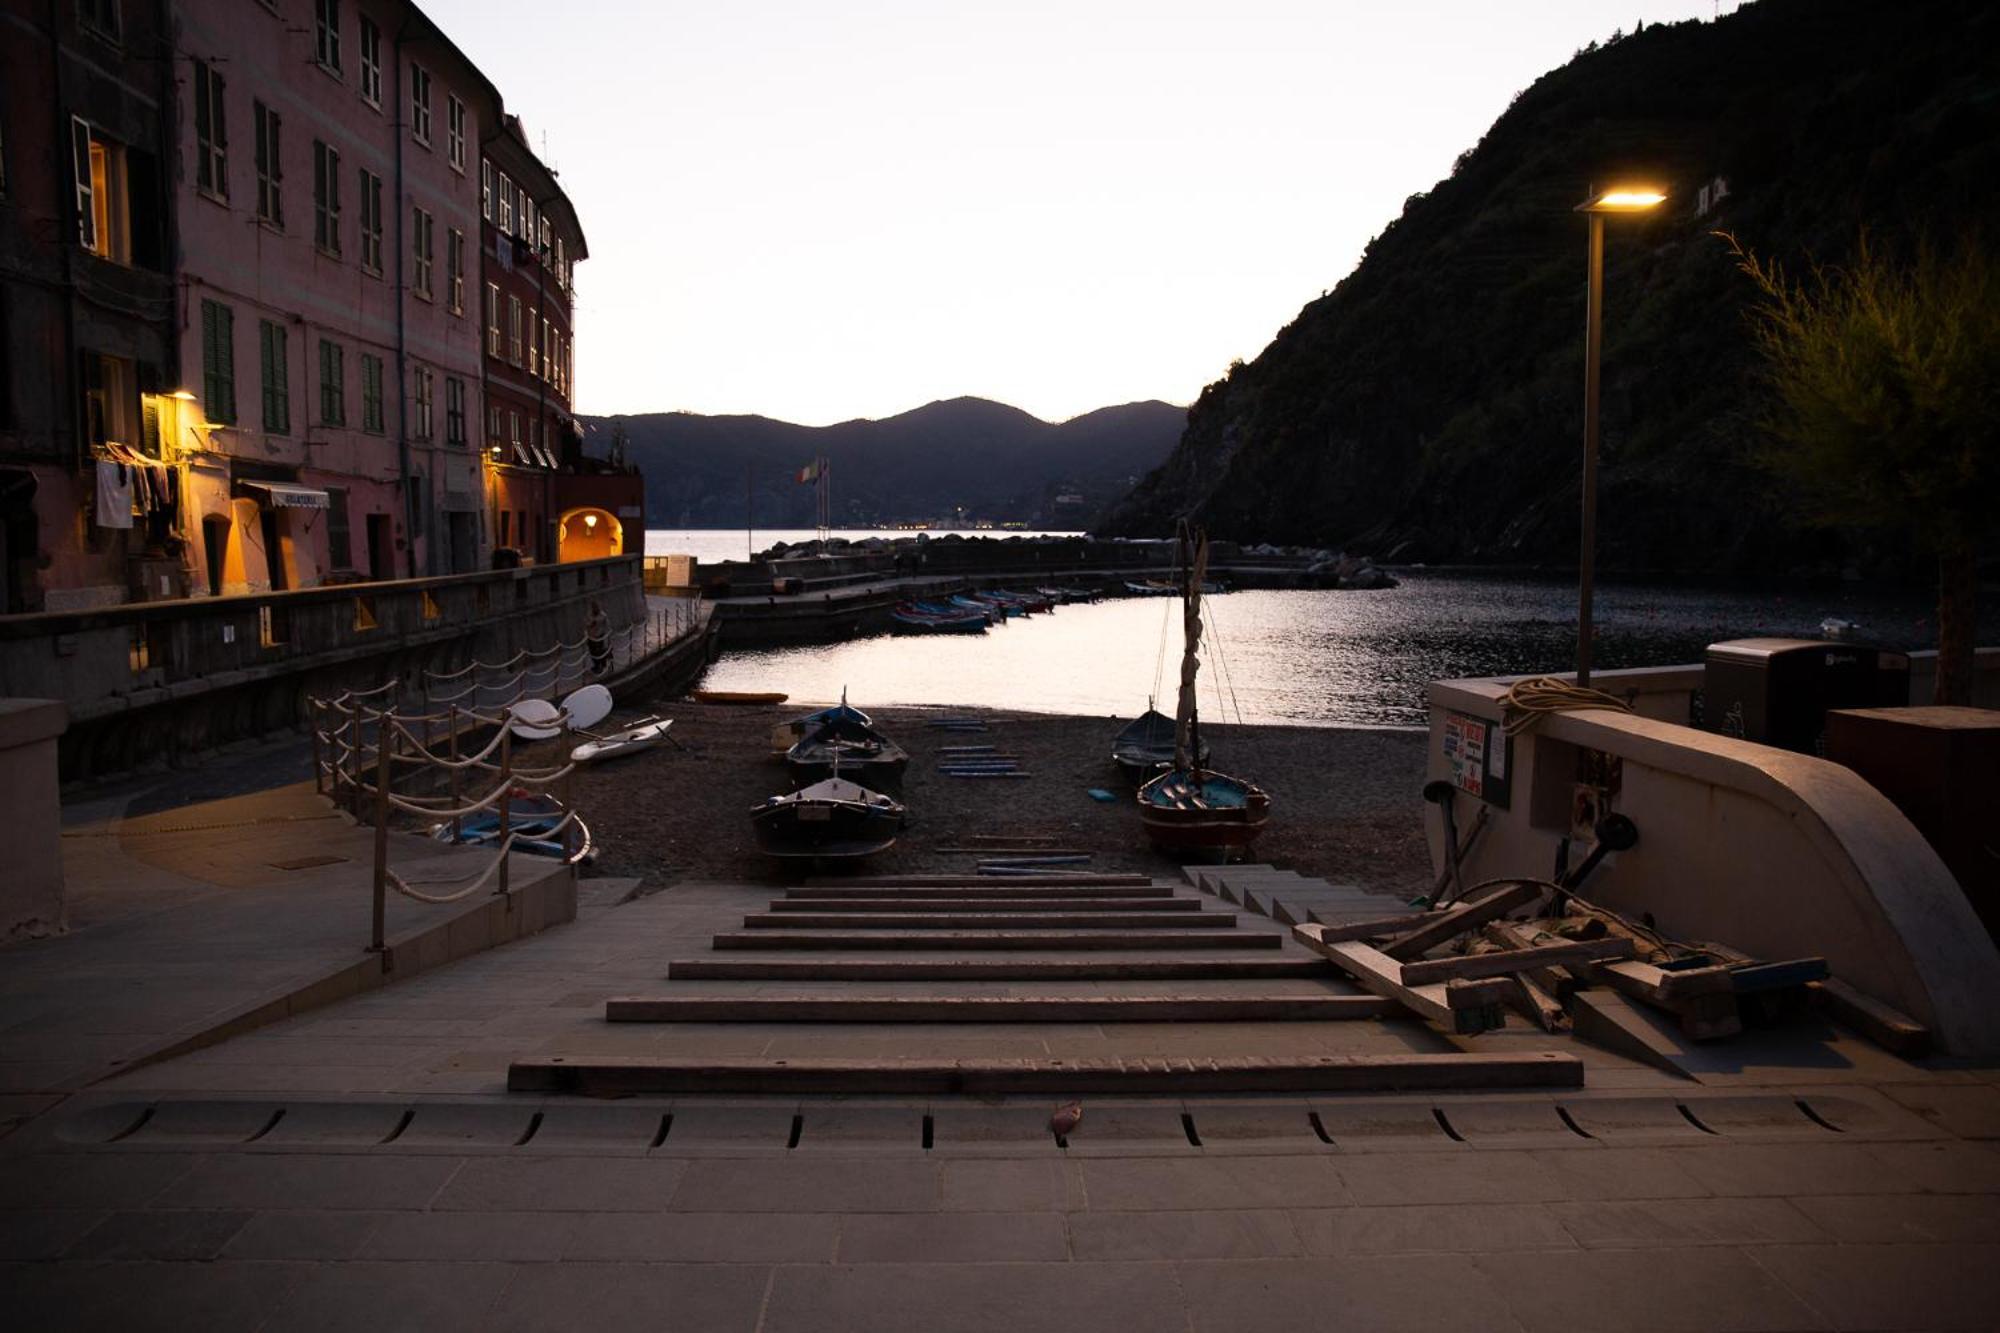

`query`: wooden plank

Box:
[1399,937,1635,985]
[1381,882,1545,961]
[1482,921,1589,1000]
[1292,925,1510,1035]
[509,1051,1587,1096]
[1298,910,1438,943]
[742,912,1236,931]
[785,885,1169,899]
[604,994,1399,1023]
[1593,959,1736,1005]
[1569,990,1697,1077]
[1806,977,1931,1056]
[1502,971,1569,1033]
[711,930,1285,951]
[666,957,1337,981]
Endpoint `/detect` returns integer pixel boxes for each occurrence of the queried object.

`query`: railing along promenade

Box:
[308,678,591,953]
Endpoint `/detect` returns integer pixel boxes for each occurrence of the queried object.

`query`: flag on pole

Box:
[796,460,819,484]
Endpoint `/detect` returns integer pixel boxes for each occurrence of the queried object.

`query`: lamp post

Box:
[1573,186,1666,687]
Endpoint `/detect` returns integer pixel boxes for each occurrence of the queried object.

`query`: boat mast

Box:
[1173,525,1209,772]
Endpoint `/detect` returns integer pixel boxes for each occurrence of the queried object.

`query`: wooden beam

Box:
[1400,937,1635,985]
[1295,910,1438,944]
[1381,882,1545,961]
[604,994,1399,1023]
[1292,925,1511,1035]
[1807,977,1931,1056]
[1503,971,1569,1033]
[1482,921,1590,1000]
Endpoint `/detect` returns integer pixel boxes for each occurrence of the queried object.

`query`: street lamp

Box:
[1573,185,1666,687]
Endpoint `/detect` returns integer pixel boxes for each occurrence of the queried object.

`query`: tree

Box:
[1727,232,1999,704]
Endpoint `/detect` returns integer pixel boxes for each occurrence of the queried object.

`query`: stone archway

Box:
[558,506,622,562]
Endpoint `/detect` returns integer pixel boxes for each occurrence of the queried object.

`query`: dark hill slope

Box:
[1099,0,2000,575]
[591,397,1181,528]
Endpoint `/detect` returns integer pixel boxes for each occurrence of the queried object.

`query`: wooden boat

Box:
[1111,706,1207,784]
[431,793,594,862]
[570,717,673,763]
[691,690,789,705]
[751,774,905,860]
[891,604,988,634]
[1135,527,1270,857]
[786,713,910,789]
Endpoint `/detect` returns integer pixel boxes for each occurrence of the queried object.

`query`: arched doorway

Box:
[558,506,622,562]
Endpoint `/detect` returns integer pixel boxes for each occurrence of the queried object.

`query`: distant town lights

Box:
[1578,188,1668,213]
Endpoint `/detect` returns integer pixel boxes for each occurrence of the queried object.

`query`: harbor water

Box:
[661,533,1976,728]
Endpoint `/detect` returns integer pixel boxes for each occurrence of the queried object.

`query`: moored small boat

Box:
[1111,706,1208,784]
[787,713,910,790]
[570,717,673,764]
[751,776,905,860]
[692,690,790,705]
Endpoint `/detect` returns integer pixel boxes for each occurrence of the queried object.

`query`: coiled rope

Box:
[1498,676,1635,737]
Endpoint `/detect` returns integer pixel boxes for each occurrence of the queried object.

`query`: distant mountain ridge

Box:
[585,397,1183,529]
[1099,0,2000,577]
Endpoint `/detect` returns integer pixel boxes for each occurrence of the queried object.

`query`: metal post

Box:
[309,702,325,795]
[370,709,391,953]
[496,727,513,898]
[447,704,463,845]
[1578,209,1604,689]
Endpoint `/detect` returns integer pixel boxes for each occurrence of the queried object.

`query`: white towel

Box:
[95,460,134,529]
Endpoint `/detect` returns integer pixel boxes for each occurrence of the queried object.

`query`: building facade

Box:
[0,0,179,612]
[0,0,624,614]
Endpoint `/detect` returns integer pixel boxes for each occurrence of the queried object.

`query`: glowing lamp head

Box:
[583,513,598,529]
[1578,187,1667,214]
[168,389,199,402]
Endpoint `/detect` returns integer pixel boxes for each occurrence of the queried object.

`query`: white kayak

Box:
[570,718,673,763]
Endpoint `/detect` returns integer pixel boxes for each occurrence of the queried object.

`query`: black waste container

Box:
[1703,638,1910,754]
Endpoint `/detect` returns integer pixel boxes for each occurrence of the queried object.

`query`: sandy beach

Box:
[540,700,1434,894]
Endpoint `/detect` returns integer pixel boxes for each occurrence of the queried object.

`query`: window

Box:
[78,0,121,42]
[360,352,383,433]
[72,118,125,260]
[359,169,382,273]
[445,377,466,447]
[411,206,433,299]
[446,228,464,314]
[480,158,492,221]
[487,403,501,448]
[253,102,282,225]
[538,215,551,262]
[507,295,522,366]
[327,488,351,569]
[358,16,381,107]
[554,237,564,288]
[497,172,513,233]
[527,311,539,378]
[312,140,340,255]
[259,319,289,434]
[520,195,535,246]
[412,366,433,440]
[200,299,236,424]
[317,338,344,425]
[409,65,432,145]
[484,282,500,356]
[447,95,465,171]
[314,0,341,73]
[194,61,227,198]
[508,410,521,461]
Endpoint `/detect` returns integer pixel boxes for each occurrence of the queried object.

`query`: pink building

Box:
[170,0,497,595]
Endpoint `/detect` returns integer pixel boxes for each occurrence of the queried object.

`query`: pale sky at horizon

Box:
[426,0,1735,426]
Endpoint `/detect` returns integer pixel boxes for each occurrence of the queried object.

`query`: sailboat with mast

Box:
[1135,525,1271,855]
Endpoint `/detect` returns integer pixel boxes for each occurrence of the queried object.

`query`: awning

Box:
[241,480,330,510]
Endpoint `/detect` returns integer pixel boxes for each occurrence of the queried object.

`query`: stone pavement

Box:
[1,780,572,1106]
[7,801,2000,1328]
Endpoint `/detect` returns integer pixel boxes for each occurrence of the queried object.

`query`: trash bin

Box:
[1703,638,1910,754]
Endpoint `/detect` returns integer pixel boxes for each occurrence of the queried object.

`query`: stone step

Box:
[665,957,1337,981]
[710,930,1285,951]
[785,885,1173,900]
[764,897,1202,914]
[801,874,1156,888]
[509,1051,1586,1096]
[741,912,1237,931]
[604,994,1397,1023]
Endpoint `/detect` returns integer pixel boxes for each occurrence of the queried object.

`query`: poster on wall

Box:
[1441,710,1512,809]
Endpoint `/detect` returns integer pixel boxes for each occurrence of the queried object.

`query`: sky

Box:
[427,0,1736,426]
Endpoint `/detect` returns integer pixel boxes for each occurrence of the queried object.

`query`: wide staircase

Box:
[508,868,1578,1096]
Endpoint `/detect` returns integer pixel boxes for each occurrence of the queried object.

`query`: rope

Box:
[1498,676,1636,737]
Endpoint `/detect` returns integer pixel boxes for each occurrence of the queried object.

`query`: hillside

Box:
[588,398,1182,529]
[1098,0,1999,576]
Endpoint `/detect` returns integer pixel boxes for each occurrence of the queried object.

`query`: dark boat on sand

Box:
[786,713,910,789]
[1111,706,1208,784]
[751,775,905,860]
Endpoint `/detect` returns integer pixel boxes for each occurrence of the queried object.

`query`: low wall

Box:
[1424,672,2000,1054]
[0,557,645,778]
[0,699,67,940]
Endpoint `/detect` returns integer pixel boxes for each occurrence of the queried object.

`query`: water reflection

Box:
[694,572,1970,728]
